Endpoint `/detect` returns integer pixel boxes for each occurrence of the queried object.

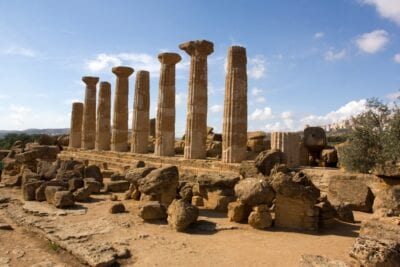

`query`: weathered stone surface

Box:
[44,186,63,204]
[272,172,320,231]
[247,132,267,153]
[222,46,247,163]
[73,187,91,202]
[84,165,103,183]
[139,201,167,220]
[239,160,260,178]
[125,167,156,186]
[69,102,84,148]
[191,196,204,206]
[178,182,193,202]
[271,132,301,168]
[167,199,199,231]
[196,173,240,193]
[327,177,374,212]
[53,191,75,208]
[234,178,275,207]
[21,169,40,186]
[104,180,130,193]
[37,160,58,180]
[109,203,125,214]
[227,201,250,222]
[83,178,101,194]
[254,149,284,176]
[81,76,99,150]
[203,191,235,212]
[206,141,222,158]
[111,66,134,152]
[131,71,150,154]
[335,203,354,223]
[154,53,181,157]
[373,185,400,216]
[299,255,350,267]
[321,148,338,167]
[96,81,111,151]
[303,127,327,152]
[138,166,179,206]
[180,40,214,160]
[68,177,84,192]
[149,118,156,137]
[35,184,47,201]
[349,217,400,266]
[248,205,273,230]
[22,180,43,201]
[373,161,400,178]
[315,198,337,227]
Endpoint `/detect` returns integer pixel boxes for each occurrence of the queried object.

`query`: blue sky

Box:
[0,0,399,134]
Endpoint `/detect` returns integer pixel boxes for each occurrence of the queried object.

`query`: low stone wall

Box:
[58,147,241,176]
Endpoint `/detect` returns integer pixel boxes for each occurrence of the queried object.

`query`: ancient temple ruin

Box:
[67,40,307,169]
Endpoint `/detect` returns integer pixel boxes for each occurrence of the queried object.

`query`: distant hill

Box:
[0,128,69,138]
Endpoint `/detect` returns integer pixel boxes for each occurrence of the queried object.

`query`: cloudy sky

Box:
[0,0,399,134]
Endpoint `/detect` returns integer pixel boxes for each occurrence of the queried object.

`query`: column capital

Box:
[100,81,111,87]
[179,40,214,57]
[158,53,181,65]
[112,66,134,77]
[82,76,99,86]
[137,70,150,77]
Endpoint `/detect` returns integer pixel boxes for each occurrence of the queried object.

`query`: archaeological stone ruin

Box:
[1,39,400,267]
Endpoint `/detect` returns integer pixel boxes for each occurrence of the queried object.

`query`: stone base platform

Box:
[58,148,241,175]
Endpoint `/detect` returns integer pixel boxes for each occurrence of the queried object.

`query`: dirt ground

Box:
[0,186,365,267]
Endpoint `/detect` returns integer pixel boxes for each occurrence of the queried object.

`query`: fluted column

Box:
[154,53,181,157]
[271,132,301,167]
[131,71,150,154]
[81,76,99,149]
[69,102,84,148]
[95,81,111,151]
[222,46,248,163]
[111,66,134,152]
[180,40,214,159]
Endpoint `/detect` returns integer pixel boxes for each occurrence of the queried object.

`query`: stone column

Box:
[81,76,99,149]
[179,40,214,159]
[69,102,84,148]
[131,71,150,154]
[154,53,181,157]
[271,132,301,167]
[95,81,111,151]
[111,66,134,152]
[222,46,248,163]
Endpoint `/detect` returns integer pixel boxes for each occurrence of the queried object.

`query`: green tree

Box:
[340,97,400,173]
[0,133,37,149]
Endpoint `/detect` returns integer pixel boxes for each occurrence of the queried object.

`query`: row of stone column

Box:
[69,40,248,163]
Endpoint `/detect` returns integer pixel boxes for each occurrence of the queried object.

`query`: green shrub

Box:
[0,133,37,149]
[340,97,400,173]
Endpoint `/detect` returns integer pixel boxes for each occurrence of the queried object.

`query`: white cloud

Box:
[324,48,346,61]
[361,0,400,25]
[386,91,400,101]
[248,55,266,79]
[210,104,223,113]
[3,46,37,57]
[300,99,367,127]
[251,87,263,96]
[0,94,9,99]
[9,105,32,127]
[86,52,189,76]
[255,96,266,103]
[314,32,325,39]
[175,92,187,106]
[249,107,273,121]
[355,29,389,54]
[393,53,400,63]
